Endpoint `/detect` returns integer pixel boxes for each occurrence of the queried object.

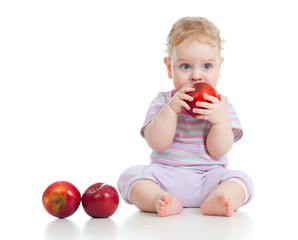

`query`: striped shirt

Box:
[140,90,243,173]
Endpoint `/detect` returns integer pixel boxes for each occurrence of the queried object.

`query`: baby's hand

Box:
[193,94,230,125]
[168,84,195,114]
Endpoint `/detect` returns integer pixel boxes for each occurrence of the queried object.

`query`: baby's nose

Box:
[190,71,202,82]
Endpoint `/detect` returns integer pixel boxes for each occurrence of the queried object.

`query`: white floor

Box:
[2,173,298,240]
[35,197,297,240]
[43,208,253,240]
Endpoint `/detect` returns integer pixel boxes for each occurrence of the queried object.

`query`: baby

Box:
[118,17,254,217]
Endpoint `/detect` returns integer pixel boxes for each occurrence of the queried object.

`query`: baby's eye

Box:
[203,64,212,70]
[181,64,191,70]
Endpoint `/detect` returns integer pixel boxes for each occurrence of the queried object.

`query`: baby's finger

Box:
[204,94,220,103]
[193,107,211,116]
[182,100,191,110]
[182,93,194,102]
[195,114,209,120]
[196,101,212,109]
[219,94,225,102]
[180,85,195,93]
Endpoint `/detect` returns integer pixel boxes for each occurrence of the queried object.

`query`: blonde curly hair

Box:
[166,17,224,57]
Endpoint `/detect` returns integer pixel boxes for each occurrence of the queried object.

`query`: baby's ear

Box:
[218,56,224,78]
[164,57,173,79]
[219,56,224,66]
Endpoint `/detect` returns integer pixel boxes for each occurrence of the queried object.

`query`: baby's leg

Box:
[200,181,246,217]
[130,179,183,217]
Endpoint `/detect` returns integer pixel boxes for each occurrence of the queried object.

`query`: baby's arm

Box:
[194,94,234,158]
[144,85,194,152]
[206,117,233,158]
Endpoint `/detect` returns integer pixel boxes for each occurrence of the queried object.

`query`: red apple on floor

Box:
[186,82,220,118]
[42,181,81,218]
[82,183,119,218]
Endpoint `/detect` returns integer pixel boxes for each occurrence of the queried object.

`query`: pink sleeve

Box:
[225,97,243,142]
[140,92,169,138]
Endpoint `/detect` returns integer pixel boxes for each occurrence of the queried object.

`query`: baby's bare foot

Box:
[200,192,234,217]
[155,192,183,217]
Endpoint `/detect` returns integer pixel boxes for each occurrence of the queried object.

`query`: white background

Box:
[1,0,298,239]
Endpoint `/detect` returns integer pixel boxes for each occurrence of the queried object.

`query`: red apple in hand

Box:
[42,181,81,218]
[82,183,119,218]
[186,82,220,118]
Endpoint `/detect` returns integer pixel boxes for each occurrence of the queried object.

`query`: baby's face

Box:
[165,38,223,90]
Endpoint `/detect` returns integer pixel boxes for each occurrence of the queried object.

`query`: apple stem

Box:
[93,184,104,192]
